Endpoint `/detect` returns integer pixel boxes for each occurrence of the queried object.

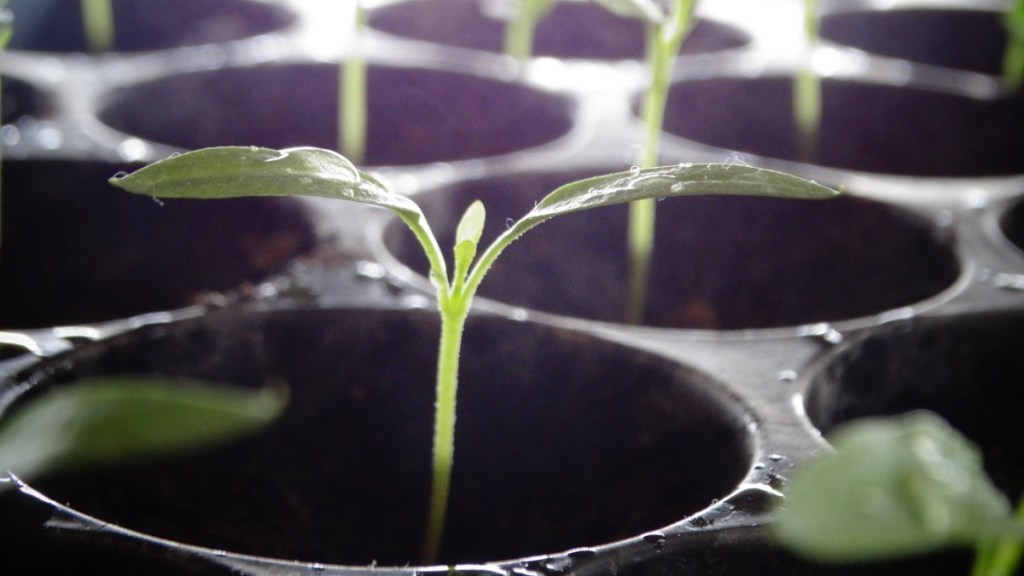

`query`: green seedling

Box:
[501,0,557,60]
[590,0,696,323]
[1004,0,1024,91]
[340,0,367,163]
[1,2,10,255]
[776,411,1024,576]
[0,377,287,490]
[794,0,821,161]
[81,0,113,53]
[109,145,837,563]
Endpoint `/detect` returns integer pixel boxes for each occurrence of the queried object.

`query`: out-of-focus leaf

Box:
[0,377,287,488]
[775,411,1022,561]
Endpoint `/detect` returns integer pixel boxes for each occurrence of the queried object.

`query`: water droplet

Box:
[768,453,783,461]
[542,556,574,573]
[1,123,21,146]
[991,272,1024,291]
[151,197,165,207]
[776,370,798,382]
[211,549,228,557]
[112,171,128,180]
[629,165,641,176]
[567,548,596,559]
[116,138,150,162]
[642,532,667,548]
[505,217,515,229]
[167,151,181,158]
[249,145,260,152]
[670,182,685,193]
[798,322,843,345]
[354,261,386,280]
[727,484,784,514]
[309,563,326,572]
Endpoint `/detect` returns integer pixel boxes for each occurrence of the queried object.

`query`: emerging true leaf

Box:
[0,377,288,488]
[453,201,485,286]
[456,200,485,247]
[775,411,1022,562]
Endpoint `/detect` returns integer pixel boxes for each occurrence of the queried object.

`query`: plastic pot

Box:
[1,305,754,572]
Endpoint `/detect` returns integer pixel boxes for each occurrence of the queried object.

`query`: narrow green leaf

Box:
[775,411,1021,562]
[591,0,665,24]
[109,145,451,298]
[463,162,837,300]
[108,146,419,219]
[521,163,837,225]
[0,377,288,487]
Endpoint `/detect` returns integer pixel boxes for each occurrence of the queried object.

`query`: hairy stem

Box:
[421,290,471,564]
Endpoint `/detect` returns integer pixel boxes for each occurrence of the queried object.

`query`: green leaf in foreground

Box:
[109,146,446,282]
[503,162,838,239]
[110,146,395,206]
[0,377,288,487]
[775,411,1022,562]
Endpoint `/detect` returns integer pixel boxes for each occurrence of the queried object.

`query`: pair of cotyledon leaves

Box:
[3,144,834,494]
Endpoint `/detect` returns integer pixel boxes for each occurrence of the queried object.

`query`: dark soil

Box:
[0,161,318,328]
[1,307,753,567]
[5,0,295,53]
[98,64,575,167]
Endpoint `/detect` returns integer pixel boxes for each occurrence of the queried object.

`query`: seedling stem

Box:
[1004,0,1024,91]
[81,0,114,53]
[503,0,556,59]
[341,1,368,164]
[627,0,695,324]
[794,0,821,161]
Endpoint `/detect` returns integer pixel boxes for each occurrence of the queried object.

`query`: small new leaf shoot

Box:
[775,411,1024,563]
[0,377,288,489]
[453,200,485,289]
[111,146,837,564]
